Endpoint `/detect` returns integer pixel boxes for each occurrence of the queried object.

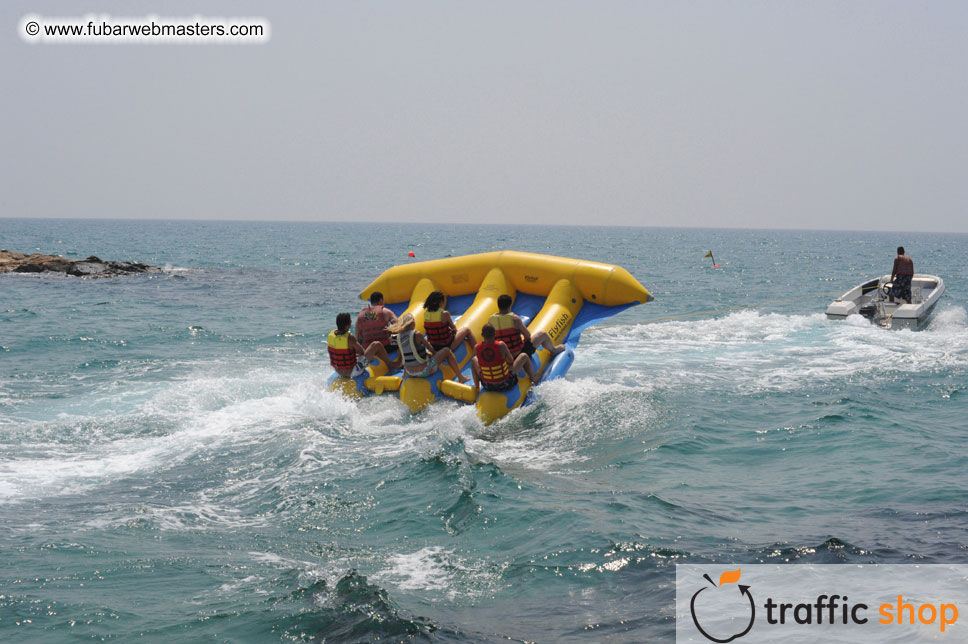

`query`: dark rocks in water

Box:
[0,250,160,278]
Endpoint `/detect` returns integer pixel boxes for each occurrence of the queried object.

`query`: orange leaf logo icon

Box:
[718,569,741,586]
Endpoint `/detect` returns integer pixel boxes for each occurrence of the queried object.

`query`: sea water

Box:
[1,219,966,642]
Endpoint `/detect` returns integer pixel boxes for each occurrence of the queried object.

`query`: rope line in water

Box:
[607,291,845,327]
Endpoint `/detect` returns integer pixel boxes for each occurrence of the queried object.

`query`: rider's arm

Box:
[348,334,366,355]
[443,311,457,332]
[500,342,514,365]
[416,332,434,352]
[514,315,532,342]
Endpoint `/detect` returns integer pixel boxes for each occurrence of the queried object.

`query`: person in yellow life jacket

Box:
[356,292,402,369]
[889,246,915,304]
[422,291,476,352]
[489,294,566,359]
[328,312,396,379]
[471,323,538,392]
[387,313,470,383]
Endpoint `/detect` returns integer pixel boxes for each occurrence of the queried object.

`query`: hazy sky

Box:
[3,1,967,232]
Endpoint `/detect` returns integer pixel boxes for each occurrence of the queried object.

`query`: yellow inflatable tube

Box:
[361,251,652,308]
[345,251,652,421]
[475,278,584,423]
[398,267,514,411]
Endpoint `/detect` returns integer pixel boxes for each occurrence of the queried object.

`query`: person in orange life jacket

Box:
[387,312,470,383]
[356,292,402,369]
[471,323,539,392]
[488,294,566,359]
[422,291,477,352]
[327,312,396,379]
[890,246,914,304]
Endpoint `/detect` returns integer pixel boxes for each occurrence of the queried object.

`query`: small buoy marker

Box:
[408,251,415,258]
[704,251,719,268]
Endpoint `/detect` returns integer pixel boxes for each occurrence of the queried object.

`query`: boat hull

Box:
[826,274,945,330]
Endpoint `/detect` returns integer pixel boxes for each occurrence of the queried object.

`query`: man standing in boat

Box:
[890,246,914,305]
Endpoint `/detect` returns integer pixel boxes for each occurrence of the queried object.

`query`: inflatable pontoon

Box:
[327,251,652,423]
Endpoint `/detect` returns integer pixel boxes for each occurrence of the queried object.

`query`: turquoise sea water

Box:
[2,219,967,642]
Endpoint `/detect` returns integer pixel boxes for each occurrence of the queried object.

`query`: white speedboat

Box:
[826,274,945,330]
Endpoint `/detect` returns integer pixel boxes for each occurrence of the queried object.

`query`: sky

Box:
[2,1,967,232]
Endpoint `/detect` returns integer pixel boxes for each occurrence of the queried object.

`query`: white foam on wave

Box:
[244,545,502,605]
[5,304,965,510]
[0,361,347,505]
[1,353,534,511]
[160,264,194,274]
[576,307,968,393]
[0,439,164,503]
[453,377,657,472]
[216,575,268,595]
[372,546,505,601]
[84,495,270,532]
[247,550,350,595]
[925,304,968,332]
[241,540,507,606]
[374,546,455,592]
[244,548,428,608]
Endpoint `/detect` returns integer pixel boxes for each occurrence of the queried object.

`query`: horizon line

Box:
[1,215,965,237]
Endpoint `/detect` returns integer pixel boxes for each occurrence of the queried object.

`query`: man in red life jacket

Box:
[890,246,915,304]
[488,294,566,360]
[328,312,396,378]
[356,292,401,369]
[471,323,539,392]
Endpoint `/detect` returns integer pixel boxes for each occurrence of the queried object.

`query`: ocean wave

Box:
[372,546,506,602]
[577,308,968,393]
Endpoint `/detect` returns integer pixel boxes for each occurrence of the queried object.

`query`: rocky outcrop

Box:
[0,250,160,277]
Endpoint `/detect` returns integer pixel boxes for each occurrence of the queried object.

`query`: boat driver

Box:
[890,246,914,305]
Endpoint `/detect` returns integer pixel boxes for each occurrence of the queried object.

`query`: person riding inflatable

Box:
[387,312,470,383]
[471,323,538,392]
[422,290,476,352]
[488,294,565,359]
[327,312,395,379]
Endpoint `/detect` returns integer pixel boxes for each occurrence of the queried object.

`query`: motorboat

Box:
[826,274,945,330]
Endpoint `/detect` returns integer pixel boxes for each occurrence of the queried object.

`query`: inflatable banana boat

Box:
[327,251,652,423]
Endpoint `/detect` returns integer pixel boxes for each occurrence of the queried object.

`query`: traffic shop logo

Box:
[689,569,755,643]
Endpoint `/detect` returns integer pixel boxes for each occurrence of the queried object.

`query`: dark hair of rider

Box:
[370,292,384,305]
[423,291,445,312]
[481,323,496,340]
[497,294,512,311]
[336,312,352,332]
